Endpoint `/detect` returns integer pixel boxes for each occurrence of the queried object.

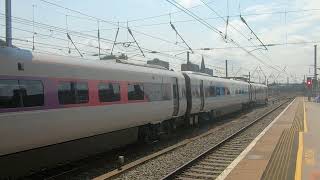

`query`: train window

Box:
[191,85,198,97]
[58,82,76,104]
[220,87,225,96]
[0,80,21,108]
[144,83,171,101]
[216,87,221,96]
[162,83,172,100]
[207,86,216,97]
[226,88,230,95]
[58,82,89,105]
[76,82,89,103]
[182,88,186,98]
[172,84,178,99]
[0,80,44,108]
[19,80,44,107]
[98,82,121,102]
[128,83,144,100]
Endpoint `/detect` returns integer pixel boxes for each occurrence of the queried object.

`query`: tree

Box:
[101,54,116,60]
[101,53,128,60]
[118,53,128,60]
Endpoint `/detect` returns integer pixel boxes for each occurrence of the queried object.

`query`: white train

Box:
[0,47,267,176]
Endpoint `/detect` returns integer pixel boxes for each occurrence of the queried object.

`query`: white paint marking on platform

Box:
[216,98,297,180]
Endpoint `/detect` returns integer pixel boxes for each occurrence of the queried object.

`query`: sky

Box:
[1,0,320,83]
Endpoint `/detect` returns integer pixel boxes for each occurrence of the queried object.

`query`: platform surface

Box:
[301,100,320,180]
[222,97,320,180]
[222,97,301,180]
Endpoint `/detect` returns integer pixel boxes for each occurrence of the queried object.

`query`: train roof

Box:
[183,71,250,85]
[0,47,183,78]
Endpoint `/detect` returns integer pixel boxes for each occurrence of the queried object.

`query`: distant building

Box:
[199,56,213,76]
[181,62,200,72]
[0,39,17,48]
[202,68,213,76]
[147,58,169,69]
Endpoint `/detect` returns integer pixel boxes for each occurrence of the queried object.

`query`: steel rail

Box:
[161,98,292,180]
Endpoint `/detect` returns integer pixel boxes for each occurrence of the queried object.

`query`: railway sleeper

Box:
[207,156,235,161]
[203,158,233,164]
[181,172,216,179]
[212,151,239,156]
[188,168,220,175]
[176,177,204,180]
[197,161,227,168]
[217,148,242,153]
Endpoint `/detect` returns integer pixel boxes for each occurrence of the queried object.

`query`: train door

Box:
[200,80,204,111]
[172,77,180,116]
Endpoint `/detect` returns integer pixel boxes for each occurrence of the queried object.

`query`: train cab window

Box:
[58,82,89,105]
[98,82,120,102]
[128,83,144,100]
[19,80,44,107]
[0,79,44,108]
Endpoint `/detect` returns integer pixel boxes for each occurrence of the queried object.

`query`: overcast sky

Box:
[1,0,320,83]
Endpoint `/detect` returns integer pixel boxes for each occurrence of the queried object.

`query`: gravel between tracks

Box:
[113,99,290,180]
[34,98,286,180]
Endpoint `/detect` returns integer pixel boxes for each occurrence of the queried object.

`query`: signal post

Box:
[306,77,312,101]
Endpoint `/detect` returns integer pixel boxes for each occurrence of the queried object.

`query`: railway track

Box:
[27,97,291,180]
[161,98,292,180]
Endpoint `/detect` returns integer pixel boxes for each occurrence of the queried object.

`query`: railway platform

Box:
[218,97,320,180]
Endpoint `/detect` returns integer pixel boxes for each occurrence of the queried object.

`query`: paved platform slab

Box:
[300,100,320,180]
[220,97,301,180]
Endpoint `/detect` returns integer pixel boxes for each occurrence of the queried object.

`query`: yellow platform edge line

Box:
[303,100,307,132]
[295,132,303,180]
[295,97,307,180]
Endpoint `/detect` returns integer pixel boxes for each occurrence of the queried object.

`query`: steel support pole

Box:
[5,0,12,47]
[315,45,318,96]
[225,60,228,78]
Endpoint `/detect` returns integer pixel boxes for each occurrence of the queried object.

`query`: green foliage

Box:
[101,53,127,60]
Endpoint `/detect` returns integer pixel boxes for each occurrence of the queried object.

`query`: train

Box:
[0,46,268,176]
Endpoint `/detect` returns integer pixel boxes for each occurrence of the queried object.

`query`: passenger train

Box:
[0,47,268,176]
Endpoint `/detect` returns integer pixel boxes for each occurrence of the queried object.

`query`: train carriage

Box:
[250,82,268,104]
[0,46,268,177]
[0,47,187,162]
[182,71,251,120]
